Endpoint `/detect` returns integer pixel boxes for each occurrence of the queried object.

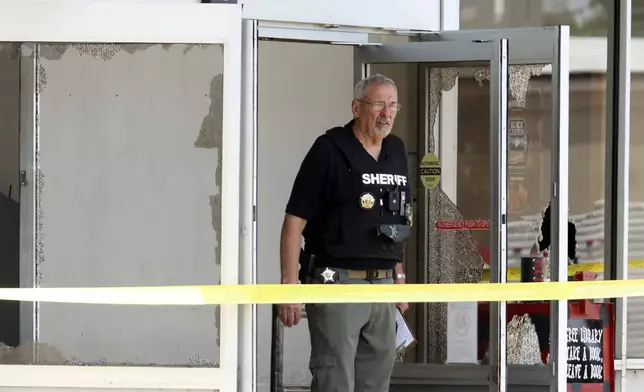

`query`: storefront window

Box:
[632,1,644,37]
[460,0,609,279]
[459,1,609,373]
[0,42,224,367]
[627,4,644,359]
[460,0,608,36]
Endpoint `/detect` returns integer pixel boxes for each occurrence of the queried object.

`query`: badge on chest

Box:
[359,192,376,210]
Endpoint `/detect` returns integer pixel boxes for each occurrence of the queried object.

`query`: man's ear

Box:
[351,100,360,118]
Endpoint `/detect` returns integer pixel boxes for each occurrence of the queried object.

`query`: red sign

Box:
[435,219,490,230]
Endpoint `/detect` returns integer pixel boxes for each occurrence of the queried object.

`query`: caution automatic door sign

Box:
[419,152,441,190]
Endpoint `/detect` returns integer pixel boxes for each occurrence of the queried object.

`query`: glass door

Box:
[0,2,242,391]
[354,26,569,392]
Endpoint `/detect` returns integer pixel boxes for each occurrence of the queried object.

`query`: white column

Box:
[438,0,459,202]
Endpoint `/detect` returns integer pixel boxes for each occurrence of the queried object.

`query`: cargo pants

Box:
[305,268,397,392]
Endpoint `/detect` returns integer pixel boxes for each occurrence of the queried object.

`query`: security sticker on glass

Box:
[359,192,376,210]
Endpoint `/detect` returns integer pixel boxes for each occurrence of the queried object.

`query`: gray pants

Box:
[305,268,396,392]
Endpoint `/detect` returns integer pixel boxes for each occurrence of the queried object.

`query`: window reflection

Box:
[628,71,644,357]
[460,0,608,274]
[628,0,644,360]
[459,0,611,369]
[460,0,609,36]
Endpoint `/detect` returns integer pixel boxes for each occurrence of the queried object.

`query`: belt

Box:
[346,269,393,279]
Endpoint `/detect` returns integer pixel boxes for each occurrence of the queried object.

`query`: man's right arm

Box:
[281,136,332,284]
[278,136,332,327]
[280,214,306,284]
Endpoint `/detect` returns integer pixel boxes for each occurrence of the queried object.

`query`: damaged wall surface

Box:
[25,43,223,366]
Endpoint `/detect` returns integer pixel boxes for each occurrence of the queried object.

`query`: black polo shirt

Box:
[285,120,408,270]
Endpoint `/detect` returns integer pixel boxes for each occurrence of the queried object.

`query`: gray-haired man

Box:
[279,74,412,392]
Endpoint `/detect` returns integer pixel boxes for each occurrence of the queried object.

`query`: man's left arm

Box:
[394,262,405,283]
[394,261,408,313]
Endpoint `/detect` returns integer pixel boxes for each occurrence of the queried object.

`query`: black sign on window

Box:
[566,318,604,384]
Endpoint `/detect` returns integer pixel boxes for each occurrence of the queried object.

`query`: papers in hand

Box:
[394,308,416,362]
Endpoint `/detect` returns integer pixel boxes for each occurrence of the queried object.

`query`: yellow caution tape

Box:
[0,261,640,306]
[0,279,643,305]
[481,259,644,282]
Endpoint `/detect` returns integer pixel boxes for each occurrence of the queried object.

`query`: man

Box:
[279,74,412,392]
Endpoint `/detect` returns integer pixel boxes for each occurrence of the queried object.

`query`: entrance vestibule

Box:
[259,27,570,391]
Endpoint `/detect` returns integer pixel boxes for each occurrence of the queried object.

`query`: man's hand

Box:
[278,214,307,328]
[279,303,302,327]
[396,302,409,313]
[394,276,409,313]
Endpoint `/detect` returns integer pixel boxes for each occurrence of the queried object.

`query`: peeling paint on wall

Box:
[30,42,224,366]
[187,354,217,367]
[8,43,216,95]
[194,73,224,149]
[35,44,213,94]
[36,64,47,95]
[0,341,66,365]
[214,304,221,350]
[0,43,21,60]
[38,44,69,61]
[1,341,219,367]
[35,46,45,291]
[201,71,224,272]
[35,167,45,287]
[209,195,222,265]
[210,187,222,348]
[74,44,123,61]
[37,43,210,62]
[66,356,108,366]
[195,71,225,353]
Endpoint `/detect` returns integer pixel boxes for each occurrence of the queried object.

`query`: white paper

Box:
[446,302,478,364]
[395,309,415,352]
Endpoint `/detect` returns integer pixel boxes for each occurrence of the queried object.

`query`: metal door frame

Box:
[354,26,570,392]
[421,27,570,392]
[355,38,510,392]
[1,1,242,390]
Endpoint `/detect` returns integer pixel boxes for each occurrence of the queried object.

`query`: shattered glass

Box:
[425,64,547,363]
[506,314,544,365]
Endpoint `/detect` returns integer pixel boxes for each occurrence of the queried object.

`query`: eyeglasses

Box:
[357,99,402,112]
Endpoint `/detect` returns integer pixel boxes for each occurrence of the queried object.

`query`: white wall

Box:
[33,43,223,366]
[256,40,354,389]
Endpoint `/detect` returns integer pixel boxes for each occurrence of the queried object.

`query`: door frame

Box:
[2,2,242,391]
[420,27,570,392]
[353,26,570,392]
